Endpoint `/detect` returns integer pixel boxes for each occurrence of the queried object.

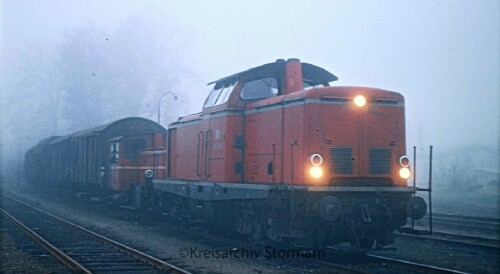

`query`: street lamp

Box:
[157,91,178,124]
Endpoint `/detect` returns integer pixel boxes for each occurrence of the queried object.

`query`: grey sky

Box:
[2,0,499,151]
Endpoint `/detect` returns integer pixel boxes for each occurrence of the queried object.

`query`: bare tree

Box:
[59,26,115,131]
[4,41,63,136]
[438,153,481,193]
[1,40,63,184]
[111,16,193,123]
[58,18,192,131]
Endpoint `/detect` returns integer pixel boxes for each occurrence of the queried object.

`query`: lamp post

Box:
[157,91,178,124]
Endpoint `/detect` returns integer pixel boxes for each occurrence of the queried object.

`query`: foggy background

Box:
[1,1,498,214]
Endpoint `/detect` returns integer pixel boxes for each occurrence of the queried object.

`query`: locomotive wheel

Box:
[319,196,343,222]
[244,219,266,244]
[235,213,266,243]
[350,222,375,249]
[236,212,251,234]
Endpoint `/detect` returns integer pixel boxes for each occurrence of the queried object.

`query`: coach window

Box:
[240,77,278,100]
[110,142,119,163]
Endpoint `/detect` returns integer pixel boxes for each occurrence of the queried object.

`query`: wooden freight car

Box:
[25,117,167,203]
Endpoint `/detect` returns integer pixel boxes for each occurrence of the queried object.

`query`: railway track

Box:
[2,190,488,273]
[0,195,191,274]
[307,254,468,274]
[416,212,500,237]
[148,213,468,273]
[361,254,467,274]
[397,229,500,250]
[401,212,500,249]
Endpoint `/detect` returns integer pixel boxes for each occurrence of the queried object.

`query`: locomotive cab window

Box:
[303,79,330,89]
[204,81,236,108]
[240,77,278,100]
[124,139,146,160]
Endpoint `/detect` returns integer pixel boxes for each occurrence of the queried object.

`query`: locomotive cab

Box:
[169,59,340,184]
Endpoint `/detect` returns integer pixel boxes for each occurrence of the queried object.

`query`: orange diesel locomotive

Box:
[153,59,426,248]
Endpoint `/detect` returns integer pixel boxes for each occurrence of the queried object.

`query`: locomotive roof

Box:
[208,60,338,88]
[49,117,166,144]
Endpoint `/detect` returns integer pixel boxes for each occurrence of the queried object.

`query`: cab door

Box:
[203,81,243,183]
[241,77,284,184]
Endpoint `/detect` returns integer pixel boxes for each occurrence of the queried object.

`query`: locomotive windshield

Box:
[204,81,236,108]
[240,77,278,100]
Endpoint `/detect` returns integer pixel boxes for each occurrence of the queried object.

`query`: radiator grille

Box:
[369,148,392,174]
[329,147,353,174]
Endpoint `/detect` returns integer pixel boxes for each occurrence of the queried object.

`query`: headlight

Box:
[145,169,153,178]
[354,95,366,107]
[399,167,411,179]
[399,155,410,167]
[310,166,324,179]
[310,153,323,166]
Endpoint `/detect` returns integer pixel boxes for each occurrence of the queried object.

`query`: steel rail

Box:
[366,254,468,274]
[0,208,92,274]
[431,212,500,223]
[3,195,191,274]
[396,230,499,250]
[309,259,371,274]
[406,218,499,243]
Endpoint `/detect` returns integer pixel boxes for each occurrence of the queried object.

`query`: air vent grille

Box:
[369,148,392,174]
[329,147,353,174]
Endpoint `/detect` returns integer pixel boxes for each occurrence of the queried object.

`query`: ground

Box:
[0,183,499,273]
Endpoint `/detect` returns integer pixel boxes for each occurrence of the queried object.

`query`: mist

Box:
[1,0,498,204]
